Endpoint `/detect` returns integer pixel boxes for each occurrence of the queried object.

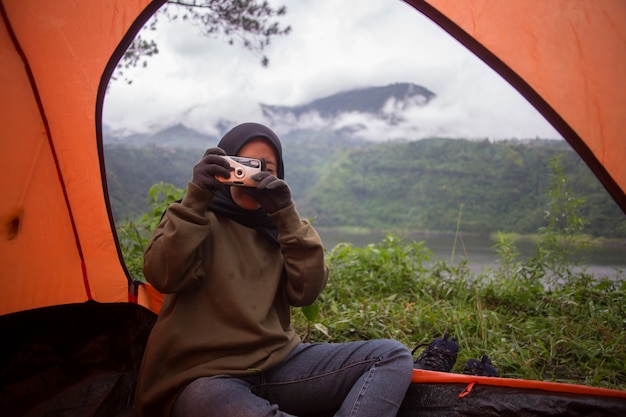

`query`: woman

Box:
[136,122,413,417]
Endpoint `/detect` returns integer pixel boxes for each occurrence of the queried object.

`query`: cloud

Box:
[102,0,561,141]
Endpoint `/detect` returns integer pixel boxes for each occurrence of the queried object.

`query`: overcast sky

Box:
[102,0,562,141]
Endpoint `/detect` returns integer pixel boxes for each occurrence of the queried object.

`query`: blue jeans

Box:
[172,339,413,417]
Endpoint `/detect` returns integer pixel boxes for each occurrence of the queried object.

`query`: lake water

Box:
[318,229,626,280]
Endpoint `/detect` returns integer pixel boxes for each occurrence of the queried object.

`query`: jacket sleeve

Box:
[270,204,329,307]
[143,182,214,293]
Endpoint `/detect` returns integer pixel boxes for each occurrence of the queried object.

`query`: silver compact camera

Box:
[216,156,265,187]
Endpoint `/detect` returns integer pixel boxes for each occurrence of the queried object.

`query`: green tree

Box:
[115,0,291,83]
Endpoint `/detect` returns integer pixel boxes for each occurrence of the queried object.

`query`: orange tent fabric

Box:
[407,0,626,212]
[1,0,625,318]
[0,0,165,315]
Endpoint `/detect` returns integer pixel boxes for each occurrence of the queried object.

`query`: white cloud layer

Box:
[102,0,561,141]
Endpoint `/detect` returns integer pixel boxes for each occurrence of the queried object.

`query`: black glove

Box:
[191,147,231,191]
[244,171,293,213]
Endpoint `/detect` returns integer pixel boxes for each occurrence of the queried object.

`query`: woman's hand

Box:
[192,147,231,191]
[244,171,293,213]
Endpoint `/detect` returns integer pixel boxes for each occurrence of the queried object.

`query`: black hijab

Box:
[208,123,284,246]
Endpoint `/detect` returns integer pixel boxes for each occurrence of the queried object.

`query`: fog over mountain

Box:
[261,83,436,140]
[105,83,559,146]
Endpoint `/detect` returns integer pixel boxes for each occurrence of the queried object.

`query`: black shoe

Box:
[462,355,499,377]
[412,331,459,372]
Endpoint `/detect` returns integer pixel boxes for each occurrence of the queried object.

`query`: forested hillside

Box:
[104,138,626,238]
[298,138,626,237]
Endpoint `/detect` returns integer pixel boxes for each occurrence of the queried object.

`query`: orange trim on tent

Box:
[412,369,626,399]
[137,283,166,315]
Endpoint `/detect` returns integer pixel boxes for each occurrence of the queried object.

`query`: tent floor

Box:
[1,301,154,417]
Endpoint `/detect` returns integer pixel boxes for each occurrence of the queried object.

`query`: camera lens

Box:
[234,167,245,179]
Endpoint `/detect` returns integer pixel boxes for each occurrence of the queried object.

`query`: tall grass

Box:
[293,156,625,390]
[292,233,626,390]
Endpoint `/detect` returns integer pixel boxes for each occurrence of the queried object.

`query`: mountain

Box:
[103,83,436,147]
[261,82,435,140]
[261,82,434,125]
